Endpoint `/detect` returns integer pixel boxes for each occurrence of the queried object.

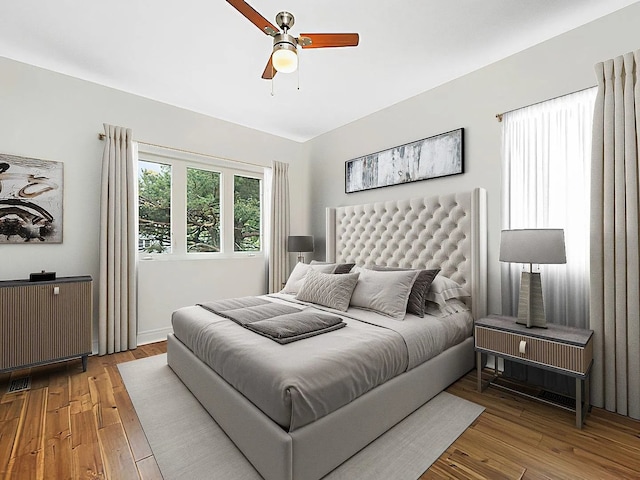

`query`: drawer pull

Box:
[519,340,527,354]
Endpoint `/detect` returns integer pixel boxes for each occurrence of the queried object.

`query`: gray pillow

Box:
[296,269,360,311]
[350,268,419,320]
[310,260,356,274]
[372,266,440,317]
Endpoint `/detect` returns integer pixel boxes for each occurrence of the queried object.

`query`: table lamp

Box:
[499,229,566,328]
[287,235,314,263]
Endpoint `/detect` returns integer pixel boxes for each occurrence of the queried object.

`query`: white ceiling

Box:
[1,1,636,142]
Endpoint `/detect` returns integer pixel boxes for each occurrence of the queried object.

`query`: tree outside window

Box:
[138,160,171,253]
[234,175,261,251]
[137,158,262,255]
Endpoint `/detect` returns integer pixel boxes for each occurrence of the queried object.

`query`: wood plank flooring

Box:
[1,341,639,479]
[0,343,165,480]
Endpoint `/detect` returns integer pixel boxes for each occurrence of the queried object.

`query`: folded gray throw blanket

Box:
[198,297,346,344]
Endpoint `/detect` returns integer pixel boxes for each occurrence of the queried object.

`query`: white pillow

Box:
[425,298,471,318]
[426,276,470,307]
[349,268,419,320]
[281,262,336,294]
[296,269,360,311]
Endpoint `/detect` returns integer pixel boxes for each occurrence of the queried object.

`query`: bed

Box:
[167,188,487,480]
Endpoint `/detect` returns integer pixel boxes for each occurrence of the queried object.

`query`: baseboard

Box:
[137,326,173,346]
[90,327,172,355]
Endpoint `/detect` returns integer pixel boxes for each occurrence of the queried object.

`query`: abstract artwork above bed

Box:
[345,128,463,193]
[0,153,63,243]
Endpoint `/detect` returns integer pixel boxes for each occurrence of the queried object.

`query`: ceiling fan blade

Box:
[226,0,279,36]
[298,33,359,49]
[261,56,277,80]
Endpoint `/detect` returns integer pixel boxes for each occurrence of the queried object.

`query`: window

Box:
[137,145,263,257]
[501,88,596,328]
[138,160,172,253]
[187,167,221,252]
[234,175,261,252]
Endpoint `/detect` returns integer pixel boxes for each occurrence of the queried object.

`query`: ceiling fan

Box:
[226,0,360,80]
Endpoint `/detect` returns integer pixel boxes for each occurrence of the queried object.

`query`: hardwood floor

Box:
[0,342,166,480]
[1,341,639,479]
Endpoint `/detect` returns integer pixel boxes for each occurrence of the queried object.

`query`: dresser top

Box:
[476,315,593,346]
[0,275,92,287]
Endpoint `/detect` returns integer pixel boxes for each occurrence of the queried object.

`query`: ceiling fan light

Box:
[272,42,298,73]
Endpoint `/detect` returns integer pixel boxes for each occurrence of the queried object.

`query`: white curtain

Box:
[267,161,290,293]
[98,124,137,355]
[502,88,596,328]
[590,50,640,419]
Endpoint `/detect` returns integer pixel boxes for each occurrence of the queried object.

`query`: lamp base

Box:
[516,271,547,328]
[297,253,306,263]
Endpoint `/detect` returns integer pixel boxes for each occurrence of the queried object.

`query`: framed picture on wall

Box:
[0,153,64,243]
[345,128,464,193]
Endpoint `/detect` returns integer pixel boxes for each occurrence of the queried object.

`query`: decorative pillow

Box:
[426,276,471,307]
[349,268,419,320]
[310,260,356,274]
[372,266,440,317]
[425,298,471,318]
[296,269,360,311]
[282,262,336,294]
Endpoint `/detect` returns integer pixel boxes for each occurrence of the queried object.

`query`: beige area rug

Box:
[119,354,484,480]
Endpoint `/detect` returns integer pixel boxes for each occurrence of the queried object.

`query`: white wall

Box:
[306,3,640,316]
[0,57,309,346]
[3,3,638,347]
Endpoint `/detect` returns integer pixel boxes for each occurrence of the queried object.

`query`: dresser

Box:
[0,275,92,372]
[475,315,593,428]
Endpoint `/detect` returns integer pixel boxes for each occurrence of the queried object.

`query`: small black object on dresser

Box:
[29,270,57,282]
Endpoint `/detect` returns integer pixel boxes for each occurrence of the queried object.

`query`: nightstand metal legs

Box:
[477,351,590,429]
[476,351,482,392]
[575,375,591,429]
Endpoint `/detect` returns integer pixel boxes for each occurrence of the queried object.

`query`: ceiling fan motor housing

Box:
[275,11,295,31]
[273,33,297,51]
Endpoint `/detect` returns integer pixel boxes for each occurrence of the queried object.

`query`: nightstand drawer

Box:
[475,326,592,376]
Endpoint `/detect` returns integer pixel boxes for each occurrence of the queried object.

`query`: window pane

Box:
[187,168,220,252]
[138,160,172,253]
[234,175,261,251]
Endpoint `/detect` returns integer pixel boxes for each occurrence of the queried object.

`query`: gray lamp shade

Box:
[499,229,566,264]
[287,236,314,253]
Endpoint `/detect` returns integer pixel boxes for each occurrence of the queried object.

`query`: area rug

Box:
[119,354,484,480]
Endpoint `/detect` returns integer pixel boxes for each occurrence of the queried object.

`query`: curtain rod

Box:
[97,133,267,169]
[495,85,597,122]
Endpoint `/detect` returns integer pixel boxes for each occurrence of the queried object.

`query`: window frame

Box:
[136,143,264,260]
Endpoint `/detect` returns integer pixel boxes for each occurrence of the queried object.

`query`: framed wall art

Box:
[0,153,64,243]
[345,128,464,193]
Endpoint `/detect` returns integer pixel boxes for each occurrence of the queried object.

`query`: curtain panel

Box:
[99,124,137,355]
[268,161,290,293]
[590,50,640,419]
[501,89,595,395]
[502,88,595,328]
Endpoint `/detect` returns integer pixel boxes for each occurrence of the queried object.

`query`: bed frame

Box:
[168,188,487,480]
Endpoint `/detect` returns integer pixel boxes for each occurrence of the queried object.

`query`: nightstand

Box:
[475,315,593,428]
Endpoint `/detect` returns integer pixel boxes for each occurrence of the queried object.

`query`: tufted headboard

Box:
[326,188,487,319]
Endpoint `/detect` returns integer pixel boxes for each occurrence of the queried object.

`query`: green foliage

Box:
[186,168,220,252]
[234,176,261,251]
[138,164,171,253]
[138,163,261,254]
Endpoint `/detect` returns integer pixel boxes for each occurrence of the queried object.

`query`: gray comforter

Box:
[171,295,472,432]
[198,297,346,343]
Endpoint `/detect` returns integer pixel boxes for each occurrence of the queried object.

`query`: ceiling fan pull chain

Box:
[271,75,275,96]
[297,55,300,91]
